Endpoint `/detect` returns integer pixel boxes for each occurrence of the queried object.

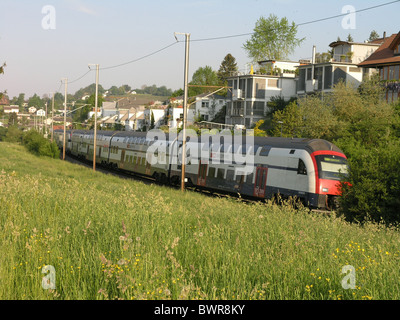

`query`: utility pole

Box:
[174,32,190,192]
[62,78,68,160]
[89,64,99,171]
[45,102,48,136]
[51,92,55,142]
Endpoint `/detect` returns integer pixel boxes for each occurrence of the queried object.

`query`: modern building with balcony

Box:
[225,60,299,128]
[297,39,383,96]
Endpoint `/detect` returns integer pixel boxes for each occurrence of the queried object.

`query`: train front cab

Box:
[309,151,348,210]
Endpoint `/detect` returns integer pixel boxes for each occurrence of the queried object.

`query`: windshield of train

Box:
[315,155,348,181]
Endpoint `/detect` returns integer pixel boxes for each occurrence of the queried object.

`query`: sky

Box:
[0,0,399,99]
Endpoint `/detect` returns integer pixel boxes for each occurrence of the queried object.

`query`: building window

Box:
[395,44,400,54]
[349,67,361,73]
[333,67,347,85]
[306,68,312,80]
[382,66,388,80]
[246,78,253,98]
[314,67,323,90]
[324,66,332,90]
[389,66,396,80]
[268,79,279,88]
[395,65,400,80]
[298,69,306,91]
[255,79,266,98]
[202,101,209,108]
[253,101,264,116]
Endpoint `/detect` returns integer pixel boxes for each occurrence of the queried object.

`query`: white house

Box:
[28,106,37,114]
[225,65,298,128]
[167,106,196,129]
[4,105,20,114]
[296,40,382,96]
[36,109,46,117]
[192,93,226,122]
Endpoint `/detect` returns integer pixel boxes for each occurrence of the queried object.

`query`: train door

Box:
[145,153,152,175]
[253,167,268,198]
[197,161,208,187]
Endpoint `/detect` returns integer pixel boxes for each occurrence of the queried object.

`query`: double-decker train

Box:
[54,129,348,210]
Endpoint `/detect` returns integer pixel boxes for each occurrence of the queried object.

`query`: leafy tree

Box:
[315,52,332,63]
[217,54,238,96]
[270,101,303,137]
[269,80,400,224]
[346,34,354,42]
[73,93,104,125]
[150,111,155,129]
[8,112,19,127]
[28,94,45,110]
[0,126,7,141]
[210,105,226,124]
[217,54,238,81]
[135,84,173,97]
[4,126,23,143]
[253,119,268,137]
[0,62,6,100]
[16,93,25,108]
[243,14,305,62]
[266,96,297,117]
[368,30,380,42]
[74,83,105,100]
[189,66,221,96]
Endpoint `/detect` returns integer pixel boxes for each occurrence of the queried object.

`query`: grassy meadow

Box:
[0,141,399,300]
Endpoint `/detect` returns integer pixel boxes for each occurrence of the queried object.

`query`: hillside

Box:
[1,142,399,300]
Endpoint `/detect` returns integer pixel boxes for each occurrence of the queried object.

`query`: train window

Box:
[217,168,225,179]
[235,173,244,184]
[208,167,216,178]
[226,170,234,181]
[242,145,252,155]
[252,146,260,155]
[297,159,307,175]
[247,173,254,184]
[260,146,271,157]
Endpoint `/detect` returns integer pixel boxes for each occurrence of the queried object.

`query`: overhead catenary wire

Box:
[99,41,179,71]
[189,0,400,42]
[50,0,400,91]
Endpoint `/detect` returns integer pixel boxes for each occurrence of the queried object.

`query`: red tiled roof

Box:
[358,33,400,67]
[0,95,9,105]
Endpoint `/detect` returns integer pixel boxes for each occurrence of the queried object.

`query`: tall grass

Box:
[0,142,399,300]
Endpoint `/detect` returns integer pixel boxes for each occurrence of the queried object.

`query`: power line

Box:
[189,0,400,42]
[297,0,400,27]
[100,41,179,71]
[50,0,400,92]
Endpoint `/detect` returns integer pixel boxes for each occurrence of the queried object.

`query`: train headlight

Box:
[322,187,329,193]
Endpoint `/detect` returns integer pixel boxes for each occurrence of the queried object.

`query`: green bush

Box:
[22,129,60,159]
[337,137,400,225]
[3,126,23,143]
